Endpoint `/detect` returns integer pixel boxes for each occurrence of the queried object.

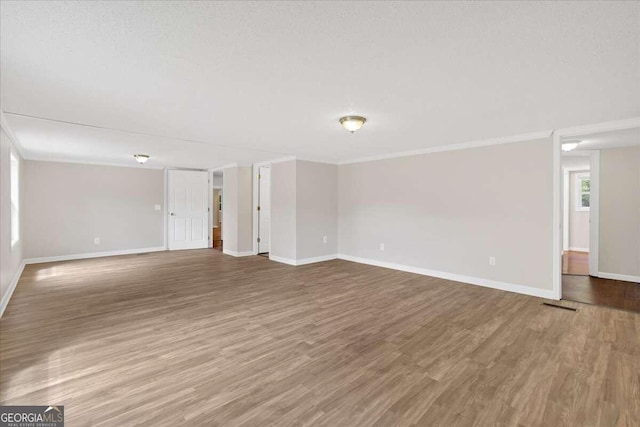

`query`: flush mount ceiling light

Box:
[133,154,150,164]
[561,140,581,152]
[339,115,367,133]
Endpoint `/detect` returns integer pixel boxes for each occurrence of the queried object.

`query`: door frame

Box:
[165,168,211,251]
[552,117,640,300]
[252,161,272,255]
[208,166,227,250]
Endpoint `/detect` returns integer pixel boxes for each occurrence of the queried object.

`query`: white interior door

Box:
[168,170,209,250]
[258,167,271,253]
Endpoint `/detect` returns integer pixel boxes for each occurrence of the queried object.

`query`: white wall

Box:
[296,161,338,260]
[270,160,297,260]
[338,138,554,293]
[599,145,640,280]
[270,160,338,263]
[222,166,253,255]
[568,170,590,251]
[23,160,164,259]
[0,127,24,316]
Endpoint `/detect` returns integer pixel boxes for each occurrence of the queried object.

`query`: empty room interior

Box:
[0,1,639,426]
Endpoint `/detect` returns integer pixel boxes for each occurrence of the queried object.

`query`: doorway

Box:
[212,171,223,251]
[167,169,209,250]
[556,125,640,312]
[561,155,590,276]
[257,166,271,254]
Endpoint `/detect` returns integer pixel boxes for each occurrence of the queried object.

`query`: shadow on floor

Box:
[562,274,640,313]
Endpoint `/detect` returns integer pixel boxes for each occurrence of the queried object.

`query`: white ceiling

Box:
[564,127,640,152]
[562,127,639,169]
[1,1,639,169]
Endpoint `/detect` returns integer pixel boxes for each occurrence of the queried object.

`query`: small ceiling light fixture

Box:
[339,115,367,133]
[561,140,581,152]
[133,154,150,164]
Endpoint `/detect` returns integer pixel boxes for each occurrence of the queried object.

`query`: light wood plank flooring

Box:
[1,250,638,426]
[562,250,589,276]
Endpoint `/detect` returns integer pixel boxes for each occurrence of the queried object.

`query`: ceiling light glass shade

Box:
[561,142,579,152]
[134,154,150,164]
[339,116,367,133]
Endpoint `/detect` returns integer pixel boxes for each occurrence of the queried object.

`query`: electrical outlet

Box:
[323,236,328,244]
[489,256,496,266]
[154,204,161,211]
[94,237,101,245]
[379,243,385,251]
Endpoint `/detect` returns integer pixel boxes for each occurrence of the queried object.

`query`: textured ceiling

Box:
[568,127,640,151]
[1,1,639,168]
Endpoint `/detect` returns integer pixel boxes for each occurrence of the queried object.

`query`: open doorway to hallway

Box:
[561,154,590,275]
[212,171,223,251]
[559,127,640,312]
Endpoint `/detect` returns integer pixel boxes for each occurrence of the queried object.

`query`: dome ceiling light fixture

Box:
[339,115,367,133]
[561,140,581,152]
[133,154,150,164]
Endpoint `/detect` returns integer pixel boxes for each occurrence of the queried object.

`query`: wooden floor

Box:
[563,274,640,313]
[1,250,639,426]
[562,251,589,275]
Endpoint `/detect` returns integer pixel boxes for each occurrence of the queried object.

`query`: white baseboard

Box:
[0,260,26,318]
[336,254,557,300]
[268,255,297,265]
[296,254,338,265]
[568,247,589,253]
[269,254,338,266]
[25,247,167,264]
[597,272,640,283]
[223,249,255,257]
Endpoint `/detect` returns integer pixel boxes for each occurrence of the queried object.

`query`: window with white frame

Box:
[10,151,19,247]
[575,172,590,212]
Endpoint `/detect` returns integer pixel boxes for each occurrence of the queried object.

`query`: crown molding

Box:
[338,130,554,165]
[555,117,640,138]
[22,155,166,170]
[0,111,27,158]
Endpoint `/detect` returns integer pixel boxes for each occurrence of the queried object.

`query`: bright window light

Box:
[10,151,19,247]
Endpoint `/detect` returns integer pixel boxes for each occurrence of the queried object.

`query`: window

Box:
[10,151,19,247]
[575,173,590,212]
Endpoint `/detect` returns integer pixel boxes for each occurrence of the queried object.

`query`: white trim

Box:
[252,162,271,255]
[208,163,235,172]
[269,254,337,266]
[222,249,255,257]
[552,131,562,300]
[0,111,26,158]
[208,170,214,249]
[339,130,553,165]
[568,247,589,253]
[597,272,640,284]
[18,155,166,170]
[25,247,166,264]
[562,169,569,251]
[0,260,25,318]
[296,254,338,265]
[163,168,168,250]
[588,151,600,277]
[268,156,297,165]
[9,149,20,249]
[268,255,298,265]
[337,254,557,299]
[553,117,639,300]
[554,117,640,138]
